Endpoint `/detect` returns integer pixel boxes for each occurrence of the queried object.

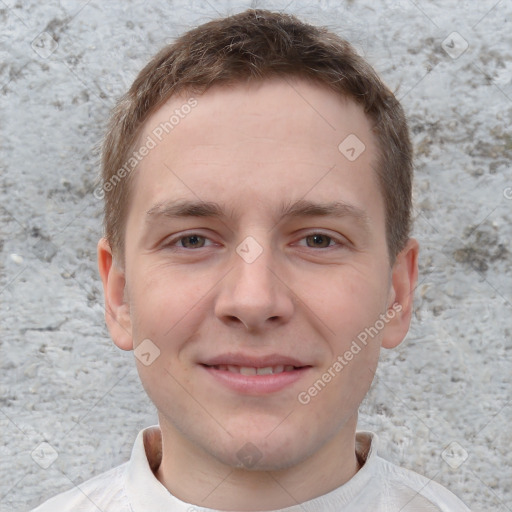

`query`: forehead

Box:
[140,78,374,153]
[128,77,383,228]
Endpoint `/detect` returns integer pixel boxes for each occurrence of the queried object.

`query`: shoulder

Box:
[29,462,130,512]
[354,431,471,512]
[375,455,472,511]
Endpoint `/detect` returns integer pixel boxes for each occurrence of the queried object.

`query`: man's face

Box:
[113,78,407,470]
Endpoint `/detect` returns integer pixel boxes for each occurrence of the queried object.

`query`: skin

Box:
[98,77,419,510]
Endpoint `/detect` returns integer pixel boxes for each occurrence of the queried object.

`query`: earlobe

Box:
[381,238,419,349]
[97,237,134,351]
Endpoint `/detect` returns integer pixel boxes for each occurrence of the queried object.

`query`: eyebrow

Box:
[145,198,371,231]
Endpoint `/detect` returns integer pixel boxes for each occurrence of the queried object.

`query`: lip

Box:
[199,353,312,395]
[201,353,308,368]
[201,365,311,394]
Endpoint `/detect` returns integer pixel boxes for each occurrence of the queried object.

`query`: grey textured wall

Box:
[1,1,511,511]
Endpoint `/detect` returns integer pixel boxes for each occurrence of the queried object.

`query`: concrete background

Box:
[1,1,511,510]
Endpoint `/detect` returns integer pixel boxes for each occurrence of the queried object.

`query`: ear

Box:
[97,237,133,351]
[381,238,419,349]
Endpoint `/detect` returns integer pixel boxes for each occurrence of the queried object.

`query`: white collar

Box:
[125,425,379,512]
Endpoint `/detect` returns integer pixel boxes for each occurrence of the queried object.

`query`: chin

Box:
[209,423,318,472]
[214,442,311,472]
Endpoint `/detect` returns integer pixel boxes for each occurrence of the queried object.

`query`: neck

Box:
[155,414,361,511]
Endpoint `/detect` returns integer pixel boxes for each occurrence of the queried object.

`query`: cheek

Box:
[300,265,389,343]
[127,267,204,407]
[127,263,211,347]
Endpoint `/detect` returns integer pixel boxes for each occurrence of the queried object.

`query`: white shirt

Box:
[31,425,471,511]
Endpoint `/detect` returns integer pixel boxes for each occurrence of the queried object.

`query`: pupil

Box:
[309,234,329,248]
[184,235,203,248]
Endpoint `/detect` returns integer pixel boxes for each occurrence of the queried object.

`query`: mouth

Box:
[200,358,312,394]
[202,364,304,375]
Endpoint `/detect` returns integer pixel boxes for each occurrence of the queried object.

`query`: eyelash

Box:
[162,232,347,250]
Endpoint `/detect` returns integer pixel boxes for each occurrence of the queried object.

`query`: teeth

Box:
[212,364,295,375]
[257,366,273,375]
[240,366,257,376]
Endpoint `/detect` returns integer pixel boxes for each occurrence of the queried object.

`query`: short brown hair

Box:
[100,8,412,263]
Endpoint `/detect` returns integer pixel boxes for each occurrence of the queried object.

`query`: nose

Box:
[214,240,295,332]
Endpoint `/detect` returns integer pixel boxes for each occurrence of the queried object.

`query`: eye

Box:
[179,234,207,249]
[163,233,214,250]
[303,233,335,248]
[294,231,352,251]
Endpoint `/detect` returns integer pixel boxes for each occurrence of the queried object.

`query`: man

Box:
[33,8,471,511]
